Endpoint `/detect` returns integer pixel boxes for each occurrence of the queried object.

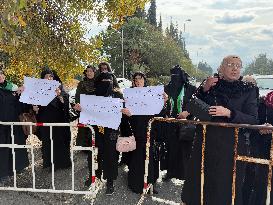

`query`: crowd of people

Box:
[0,56,273,204]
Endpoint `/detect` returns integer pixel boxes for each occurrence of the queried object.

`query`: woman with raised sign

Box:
[35,68,71,170]
[74,65,96,147]
[121,71,168,194]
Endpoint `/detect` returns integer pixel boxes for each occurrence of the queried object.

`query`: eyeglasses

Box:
[226,63,242,69]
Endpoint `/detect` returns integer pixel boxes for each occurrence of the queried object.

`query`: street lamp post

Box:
[183,18,191,33]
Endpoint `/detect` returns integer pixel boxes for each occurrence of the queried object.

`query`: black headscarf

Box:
[41,68,63,90]
[40,67,54,79]
[95,72,114,97]
[167,65,190,98]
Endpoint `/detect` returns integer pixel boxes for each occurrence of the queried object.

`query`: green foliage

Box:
[133,7,146,19]
[0,0,149,84]
[147,76,170,86]
[101,17,195,79]
[198,61,213,75]
[244,54,273,75]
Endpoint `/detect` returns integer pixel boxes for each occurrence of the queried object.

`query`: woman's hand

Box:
[55,88,62,96]
[16,86,25,95]
[177,111,190,119]
[121,108,132,117]
[163,92,168,104]
[209,106,231,118]
[259,123,273,135]
[73,103,82,112]
[203,76,218,92]
[33,105,39,114]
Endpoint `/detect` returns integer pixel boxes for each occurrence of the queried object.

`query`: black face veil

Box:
[168,65,189,97]
[95,72,114,97]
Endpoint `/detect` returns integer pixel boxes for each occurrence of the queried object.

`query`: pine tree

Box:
[147,0,157,27]
[134,7,146,19]
[165,25,170,36]
[158,15,162,32]
[169,19,174,36]
[178,31,184,50]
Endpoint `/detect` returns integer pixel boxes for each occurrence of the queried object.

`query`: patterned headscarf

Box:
[265,91,273,109]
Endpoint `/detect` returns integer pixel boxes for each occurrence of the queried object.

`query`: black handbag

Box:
[177,123,196,141]
[185,97,211,121]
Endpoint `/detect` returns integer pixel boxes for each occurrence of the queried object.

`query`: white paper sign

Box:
[20,77,60,106]
[124,85,164,115]
[79,95,123,130]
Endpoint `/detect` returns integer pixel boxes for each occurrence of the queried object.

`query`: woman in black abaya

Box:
[84,72,124,195]
[121,72,168,194]
[0,69,29,181]
[161,65,196,180]
[181,55,258,205]
[35,68,71,170]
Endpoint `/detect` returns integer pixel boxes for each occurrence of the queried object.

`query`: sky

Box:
[156,0,273,70]
[86,0,273,71]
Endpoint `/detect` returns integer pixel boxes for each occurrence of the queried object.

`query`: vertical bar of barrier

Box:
[50,125,55,190]
[11,124,17,188]
[143,119,153,194]
[201,125,207,205]
[90,126,96,193]
[266,132,273,205]
[30,125,36,189]
[231,128,239,205]
[70,125,75,191]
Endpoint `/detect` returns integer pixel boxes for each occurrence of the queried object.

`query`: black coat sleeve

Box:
[120,114,133,137]
[75,81,83,104]
[229,88,258,125]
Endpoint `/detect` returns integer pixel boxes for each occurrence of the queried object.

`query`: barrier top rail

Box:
[0,121,86,127]
[151,117,273,130]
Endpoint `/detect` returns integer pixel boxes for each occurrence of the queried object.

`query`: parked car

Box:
[252,74,273,97]
[116,78,132,90]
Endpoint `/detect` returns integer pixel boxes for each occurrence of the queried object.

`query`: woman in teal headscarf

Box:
[0,70,29,183]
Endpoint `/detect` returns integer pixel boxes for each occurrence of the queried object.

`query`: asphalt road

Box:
[0,136,182,205]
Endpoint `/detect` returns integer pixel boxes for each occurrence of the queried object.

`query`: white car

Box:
[252,74,273,97]
[116,78,132,90]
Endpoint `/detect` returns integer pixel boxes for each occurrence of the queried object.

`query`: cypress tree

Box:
[147,0,157,26]
[158,14,162,32]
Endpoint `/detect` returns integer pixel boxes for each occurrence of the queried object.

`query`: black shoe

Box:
[85,178,92,187]
[148,185,159,195]
[152,188,159,194]
[163,175,171,182]
[106,185,114,195]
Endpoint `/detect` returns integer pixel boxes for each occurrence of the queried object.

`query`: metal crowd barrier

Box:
[138,117,273,205]
[0,121,98,198]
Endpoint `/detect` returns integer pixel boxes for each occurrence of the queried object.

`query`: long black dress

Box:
[181,79,258,205]
[87,91,124,181]
[122,113,165,194]
[247,98,273,205]
[161,83,196,180]
[0,86,29,179]
[36,91,71,169]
